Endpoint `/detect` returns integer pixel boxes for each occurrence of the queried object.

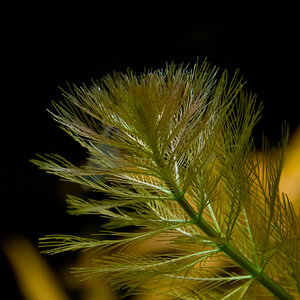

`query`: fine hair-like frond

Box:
[32,61,300,299]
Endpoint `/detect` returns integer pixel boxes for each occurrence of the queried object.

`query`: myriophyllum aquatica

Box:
[32,61,299,299]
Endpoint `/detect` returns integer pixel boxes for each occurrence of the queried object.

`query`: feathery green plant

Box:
[32,61,300,299]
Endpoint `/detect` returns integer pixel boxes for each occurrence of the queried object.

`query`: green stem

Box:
[155,153,293,299]
[178,195,294,300]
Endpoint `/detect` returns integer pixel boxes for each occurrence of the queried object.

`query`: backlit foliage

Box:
[32,61,300,299]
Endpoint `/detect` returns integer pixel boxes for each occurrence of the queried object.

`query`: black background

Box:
[2,2,300,299]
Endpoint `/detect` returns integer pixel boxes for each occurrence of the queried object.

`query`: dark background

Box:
[2,2,300,299]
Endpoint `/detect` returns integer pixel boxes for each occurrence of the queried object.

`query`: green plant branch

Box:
[174,185,293,300]
[33,62,299,299]
[157,154,294,299]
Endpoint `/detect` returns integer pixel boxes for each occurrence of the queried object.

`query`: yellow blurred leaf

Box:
[2,235,70,300]
[280,125,300,212]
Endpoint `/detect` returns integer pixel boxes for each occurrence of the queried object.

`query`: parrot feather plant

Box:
[32,61,300,299]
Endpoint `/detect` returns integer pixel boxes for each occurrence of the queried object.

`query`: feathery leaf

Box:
[32,61,299,299]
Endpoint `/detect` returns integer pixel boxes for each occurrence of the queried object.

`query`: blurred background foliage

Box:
[1,2,300,299]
